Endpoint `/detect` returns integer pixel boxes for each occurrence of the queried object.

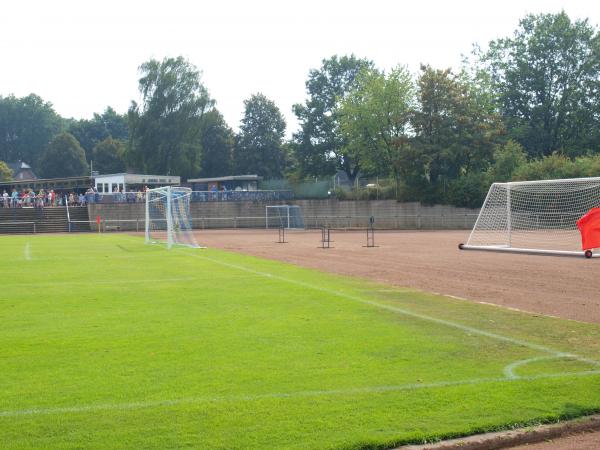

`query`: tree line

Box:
[1,11,599,207]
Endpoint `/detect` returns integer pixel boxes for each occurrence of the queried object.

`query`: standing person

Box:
[49,190,55,207]
[36,190,44,209]
[11,188,18,208]
[2,190,8,208]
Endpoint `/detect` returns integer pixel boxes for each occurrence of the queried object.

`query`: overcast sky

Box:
[1,0,598,136]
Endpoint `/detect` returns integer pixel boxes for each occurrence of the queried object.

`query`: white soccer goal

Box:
[460,177,600,258]
[145,186,199,249]
[265,205,305,229]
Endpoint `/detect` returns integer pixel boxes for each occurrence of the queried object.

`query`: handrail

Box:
[65,196,71,231]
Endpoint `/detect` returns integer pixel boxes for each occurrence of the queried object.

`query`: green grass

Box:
[1,234,599,449]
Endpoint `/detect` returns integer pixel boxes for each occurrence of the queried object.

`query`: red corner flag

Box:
[577,207,600,250]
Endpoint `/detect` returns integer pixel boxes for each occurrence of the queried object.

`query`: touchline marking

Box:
[24,242,31,261]
[184,252,599,366]
[2,370,599,418]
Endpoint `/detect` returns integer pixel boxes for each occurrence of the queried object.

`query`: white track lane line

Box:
[2,370,599,418]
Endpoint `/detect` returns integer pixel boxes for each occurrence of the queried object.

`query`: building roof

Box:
[187,175,262,183]
[0,175,91,189]
[7,161,31,171]
[6,161,37,180]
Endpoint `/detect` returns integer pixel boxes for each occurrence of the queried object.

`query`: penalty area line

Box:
[2,370,600,418]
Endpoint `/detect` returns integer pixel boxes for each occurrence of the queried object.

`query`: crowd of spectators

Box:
[1,185,291,207]
[0,186,151,208]
[0,188,81,209]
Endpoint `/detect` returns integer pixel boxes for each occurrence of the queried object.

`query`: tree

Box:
[481,12,600,157]
[409,65,504,201]
[127,56,213,178]
[68,107,129,161]
[488,140,528,182]
[100,107,129,142]
[339,65,415,193]
[292,55,374,181]
[0,161,12,181]
[199,110,234,177]
[0,94,63,168]
[92,137,126,174]
[233,93,286,178]
[38,132,89,178]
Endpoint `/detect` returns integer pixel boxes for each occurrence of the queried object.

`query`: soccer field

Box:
[1,234,600,449]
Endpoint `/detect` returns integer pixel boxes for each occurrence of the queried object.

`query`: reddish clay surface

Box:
[509,430,600,450]
[196,228,600,450]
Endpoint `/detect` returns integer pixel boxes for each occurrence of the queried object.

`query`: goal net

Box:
[461,177,600,257]
[145,186,199,249]
[265,205,305,229]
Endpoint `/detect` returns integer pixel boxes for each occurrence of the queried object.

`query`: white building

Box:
[94,173,180,193]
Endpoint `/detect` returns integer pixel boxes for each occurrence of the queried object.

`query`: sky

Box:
[1,0,598,136]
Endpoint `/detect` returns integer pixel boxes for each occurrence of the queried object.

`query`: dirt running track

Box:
[197,229,600,450]
[197,229,600,324]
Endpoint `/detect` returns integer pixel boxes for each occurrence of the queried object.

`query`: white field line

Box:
[24,242,31,261]
[2,370,600,418]
[504,356,563,379]
[185,252,599,366]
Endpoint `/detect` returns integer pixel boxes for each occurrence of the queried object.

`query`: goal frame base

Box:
[459,243,597,258]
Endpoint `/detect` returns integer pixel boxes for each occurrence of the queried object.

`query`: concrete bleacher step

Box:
[0,206,91,234]
[68,206,91,232]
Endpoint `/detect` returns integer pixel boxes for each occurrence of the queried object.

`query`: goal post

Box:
[265,205,305,229]
[460,177,600,258]
[145,186,200,249]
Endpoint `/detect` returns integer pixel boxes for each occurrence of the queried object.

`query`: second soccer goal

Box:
[265,205,305,229]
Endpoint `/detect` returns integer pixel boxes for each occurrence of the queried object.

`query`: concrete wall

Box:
[88,200,479,231]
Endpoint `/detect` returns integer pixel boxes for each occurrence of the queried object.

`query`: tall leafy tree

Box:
[92,137,126,174]
[68,107,129,161]
[199,109,234,177]
[0,94,62,168]
[38,132,89,178]
[481,12,600,156]
[292,55,374,181]
[339,65,415,191]
[100,107,129,142]
[409,66,504,199]
[233,93,286,178]
[127,56,213,178]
